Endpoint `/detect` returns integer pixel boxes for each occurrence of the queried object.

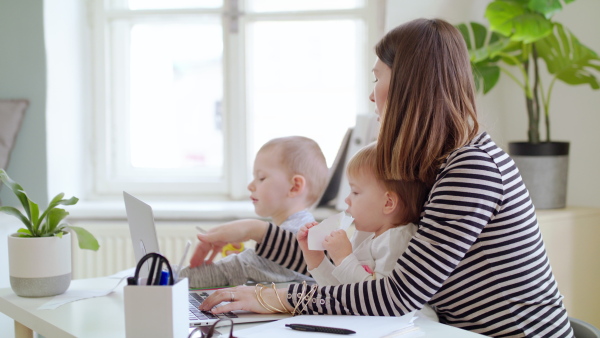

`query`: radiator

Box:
[71,221,202,279]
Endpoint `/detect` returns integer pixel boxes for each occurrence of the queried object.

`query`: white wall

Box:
[0,0,47,335]
[0,0,48,206]
[385,0,600,207]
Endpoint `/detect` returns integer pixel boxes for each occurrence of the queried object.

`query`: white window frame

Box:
[89,0,384,200]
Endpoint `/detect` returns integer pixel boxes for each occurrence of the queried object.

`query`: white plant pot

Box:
[8,232,72,297]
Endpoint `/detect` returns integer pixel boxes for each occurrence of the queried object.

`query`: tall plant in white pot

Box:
[0,169,100,297]
[456,0,600,209]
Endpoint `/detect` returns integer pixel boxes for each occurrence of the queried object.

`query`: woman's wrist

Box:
[276,288,294,313]
[254,284,294,314]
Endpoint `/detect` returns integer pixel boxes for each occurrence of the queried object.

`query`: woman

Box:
[193,18,573,337]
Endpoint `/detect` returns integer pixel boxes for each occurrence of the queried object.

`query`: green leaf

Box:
[35,193,78,233]
[486,0,553,43]
[456,22,511,93]
[46,208,70,234]
[528,0,563,19]
[68,225,100,251]
[474,64,502,94]
[17,228,31,235]
[29,200,40,235]
[0,206,32,231]
[0,169,32,221]
[536,23,600,88]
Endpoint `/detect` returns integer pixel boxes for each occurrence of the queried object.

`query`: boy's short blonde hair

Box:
[347,142,428,225]
[259,136,328,206]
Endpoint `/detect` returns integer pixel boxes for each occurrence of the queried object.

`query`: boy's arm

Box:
[190,219,269,268]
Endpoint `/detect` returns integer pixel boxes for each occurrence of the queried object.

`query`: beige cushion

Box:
[0,99,28,169]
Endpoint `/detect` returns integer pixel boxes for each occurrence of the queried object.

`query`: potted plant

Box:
[0,169,100,297]
[456,0,600,209]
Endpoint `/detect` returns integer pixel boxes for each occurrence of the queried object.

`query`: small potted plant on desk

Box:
[0,169,100,297]
[456,0,600,209]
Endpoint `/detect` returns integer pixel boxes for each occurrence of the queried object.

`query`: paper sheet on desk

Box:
[235,312,417,338]
[308,212,354,250]
[37,276,126,310]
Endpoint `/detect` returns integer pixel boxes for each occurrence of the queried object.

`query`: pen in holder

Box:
[124,253,188,338]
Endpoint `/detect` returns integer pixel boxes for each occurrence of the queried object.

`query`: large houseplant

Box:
[456,0,600,208]
[0,169,100,296]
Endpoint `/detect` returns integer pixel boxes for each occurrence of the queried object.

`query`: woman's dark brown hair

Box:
[375,18,479,186]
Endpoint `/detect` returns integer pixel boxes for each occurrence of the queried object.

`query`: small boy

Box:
[180,136,329,288]
[297,142,438,320]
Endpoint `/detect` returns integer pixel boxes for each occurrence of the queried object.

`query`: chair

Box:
[570,317,600,338]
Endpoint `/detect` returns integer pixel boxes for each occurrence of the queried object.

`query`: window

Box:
[91,0,380,200]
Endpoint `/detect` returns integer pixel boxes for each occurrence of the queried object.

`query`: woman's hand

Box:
[296,222,325,270]
[323,229,352,266]
[189,219,269,268]
[198,285,293,314]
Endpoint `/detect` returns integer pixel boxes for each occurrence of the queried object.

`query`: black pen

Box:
[285,324,356,335]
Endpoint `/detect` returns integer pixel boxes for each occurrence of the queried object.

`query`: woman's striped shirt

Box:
[255,132,573,337]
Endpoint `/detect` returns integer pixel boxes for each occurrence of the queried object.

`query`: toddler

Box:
[181,136,329,288]
[297,142,438,320]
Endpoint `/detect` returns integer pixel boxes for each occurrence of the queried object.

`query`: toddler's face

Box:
[247,148,292,219]
[344,171,388,235]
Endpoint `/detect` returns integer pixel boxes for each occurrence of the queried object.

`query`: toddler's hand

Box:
[296,222,324,270]
[323,229,352,266]
[296,222,317,252]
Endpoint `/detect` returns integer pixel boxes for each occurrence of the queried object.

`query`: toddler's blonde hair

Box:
[259,136,328,206]
[347,142,428,225]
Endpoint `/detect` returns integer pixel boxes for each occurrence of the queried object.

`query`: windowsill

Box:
[67,199,340,222]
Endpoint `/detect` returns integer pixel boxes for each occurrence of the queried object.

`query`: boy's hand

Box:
[323,229,352,266]
[189,219,269,268]
[297,222,324,270]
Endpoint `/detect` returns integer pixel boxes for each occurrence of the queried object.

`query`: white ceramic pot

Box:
[7,232,72,297]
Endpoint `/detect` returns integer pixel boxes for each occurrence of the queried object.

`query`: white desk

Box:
[0,277,483,338]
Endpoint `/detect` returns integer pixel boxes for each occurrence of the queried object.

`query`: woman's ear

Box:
[383,191,400,215]
[289,175,306,197]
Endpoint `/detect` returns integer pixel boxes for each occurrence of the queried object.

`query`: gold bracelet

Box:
[254,284,276,313]
[258,284,286,313]
[298,284,318,314]
[291,281,308,316]
[272,283,293,314]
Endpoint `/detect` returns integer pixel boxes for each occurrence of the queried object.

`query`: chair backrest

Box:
[570,317,600,338]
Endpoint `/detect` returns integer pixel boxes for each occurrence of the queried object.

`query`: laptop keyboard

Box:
[189,292,238,321]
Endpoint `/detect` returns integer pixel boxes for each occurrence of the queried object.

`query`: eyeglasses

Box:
[188,318,237,338]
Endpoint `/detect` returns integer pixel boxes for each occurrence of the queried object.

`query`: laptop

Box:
[123,191,292,327]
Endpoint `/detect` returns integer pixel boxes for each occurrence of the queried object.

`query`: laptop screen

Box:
[123,191,161,265]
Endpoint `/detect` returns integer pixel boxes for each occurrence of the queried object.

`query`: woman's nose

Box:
[369,90,375,102]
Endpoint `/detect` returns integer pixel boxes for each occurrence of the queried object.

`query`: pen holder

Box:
[124,277,189,338]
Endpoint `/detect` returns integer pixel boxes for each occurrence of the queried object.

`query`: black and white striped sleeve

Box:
[255,222,309,275]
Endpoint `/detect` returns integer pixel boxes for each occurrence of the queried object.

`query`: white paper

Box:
[307,211,354,250]
[235,312,417,338]
[38,276,127,310]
